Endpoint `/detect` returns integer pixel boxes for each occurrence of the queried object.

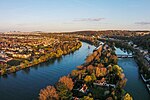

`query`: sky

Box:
[0,0,150,32]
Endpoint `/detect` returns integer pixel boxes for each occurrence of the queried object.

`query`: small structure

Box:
[117,54,134,58]
[95,77,106,85]
[94,78,116,88]
[146,84,150,93]
[79,84,88,93]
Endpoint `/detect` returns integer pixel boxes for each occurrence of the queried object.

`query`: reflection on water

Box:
[0,42,95,100]
[21,68,30,75]
[116,48,150,100]
[115,47,132,55]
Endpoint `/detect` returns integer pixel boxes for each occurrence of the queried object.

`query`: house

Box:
[95,77,106,85]
[79,84,88,93]
[128,41,133,46]
[12,53,31,59]
[145,54,150,63]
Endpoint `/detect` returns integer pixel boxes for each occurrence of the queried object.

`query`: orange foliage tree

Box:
[39,86,58,100]
[59,76,74,90]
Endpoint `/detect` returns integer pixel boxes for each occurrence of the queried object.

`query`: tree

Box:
[91,73,97,81]
[24,60,30,67]
[0,68,6,75]
[87,65,94,74]
[81,96,94,100]
[95,67,107,77]
[71,70,78,77]
[106,97,113,100]
[95,67,102,77]
[113,65,123,76]
[9,66,16,73]
[77,65,83,70]
[59,76,74,90]
[117,78,127,88]
[123,93,133,100]
[110,55,118,64]
[84,75,92,83]
[24,60,29,65]
[56,49,63,57]
[86,54,94,63]
[56,82,72,100]
[33,58,39,64]
[93,51,98,57]
[104,57,108,63]
[20,62,26,69]
[39,86,58,100]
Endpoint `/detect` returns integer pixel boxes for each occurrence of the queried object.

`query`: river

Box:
[116,48,150,100]
[0,42,95,100]
[0,43,149,100]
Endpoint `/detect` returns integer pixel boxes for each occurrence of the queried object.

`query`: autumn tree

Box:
[77,65,83,70]
[9,66,16,73]
[87,65,94,74]
[81,96,94,100]
[95,67,107,77]
[95,67,101,77]
[71,70,79,77]
[56,82,72,100]
[0,68,6,75]
[91,73,97,81]
[117,78,127,88]
[110,55,118,64]
[112,65,123,76]
[56,49,63,57]
[123,93,133,100]
[86,54,94,63]
[93,51,98,57]
[106,97,113,100]
[84,75,92,83]
[39,86,58,100]
[33,58,39,65]
[58,76,74,90]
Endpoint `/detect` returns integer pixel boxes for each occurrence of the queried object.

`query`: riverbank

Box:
[99,38,150,95]
[0,42,82,76]
[0,42,96,100]
[116,48,150,99]
[39,43,132,100]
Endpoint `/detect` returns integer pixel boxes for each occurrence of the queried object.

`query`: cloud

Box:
[73,18,105,22]
[135,22,150,25]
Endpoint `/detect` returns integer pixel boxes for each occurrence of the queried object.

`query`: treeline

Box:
[0,39,82,75]
[107,34,150,52]
[39,43,132,100]
[100,38,150,82]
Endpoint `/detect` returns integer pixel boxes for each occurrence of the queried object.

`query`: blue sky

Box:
[0,0,150,32]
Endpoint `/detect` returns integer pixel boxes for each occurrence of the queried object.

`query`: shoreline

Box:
[0,42,82,76]
[39,42,131,99]
[99,38,150,94]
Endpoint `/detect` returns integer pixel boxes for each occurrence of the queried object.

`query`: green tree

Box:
[81,96,94,100]
[24,60,30,67]
[91,73,97,81]
[56,82,72,100]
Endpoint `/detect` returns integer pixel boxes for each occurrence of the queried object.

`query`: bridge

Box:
[117,54,134,58]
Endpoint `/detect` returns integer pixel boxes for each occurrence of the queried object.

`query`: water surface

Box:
[116,48,150,100]
[0,42,95,100]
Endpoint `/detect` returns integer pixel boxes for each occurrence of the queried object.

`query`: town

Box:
[0,30,149,99]
[0,33,82,75]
